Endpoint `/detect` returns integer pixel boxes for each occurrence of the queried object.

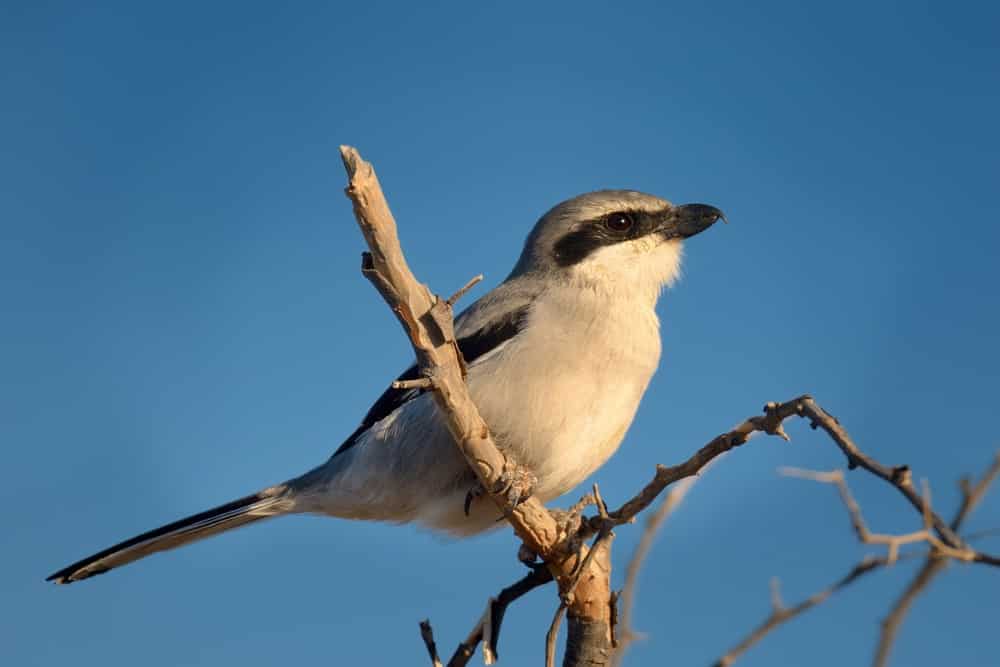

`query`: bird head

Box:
[511,190,724,300]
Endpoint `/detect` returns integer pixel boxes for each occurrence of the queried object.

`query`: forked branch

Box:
[712,453,1000,667]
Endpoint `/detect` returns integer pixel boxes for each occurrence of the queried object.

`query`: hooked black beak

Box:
[659,203,727,240]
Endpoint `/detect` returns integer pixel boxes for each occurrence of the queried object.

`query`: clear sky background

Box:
[3,2,999,666]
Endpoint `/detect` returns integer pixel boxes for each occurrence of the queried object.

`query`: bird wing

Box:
[331,279,539,457]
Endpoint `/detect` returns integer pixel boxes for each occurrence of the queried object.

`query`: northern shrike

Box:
[48,190,724,584]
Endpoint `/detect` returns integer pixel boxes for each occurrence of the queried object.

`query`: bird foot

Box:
[464,484,485,516]
[492,456,537,512]
[463,457,537,516]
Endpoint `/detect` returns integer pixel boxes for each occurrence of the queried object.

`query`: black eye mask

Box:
[551,208,666,267]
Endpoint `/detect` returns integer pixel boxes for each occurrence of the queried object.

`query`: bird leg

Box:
[464,484,485,516]
[464,455,538,517]
[492,455,538,512]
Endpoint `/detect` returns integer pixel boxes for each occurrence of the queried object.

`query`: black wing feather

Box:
[332,304,530,457]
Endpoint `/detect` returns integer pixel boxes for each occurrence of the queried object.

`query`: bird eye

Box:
[604,212,635,232]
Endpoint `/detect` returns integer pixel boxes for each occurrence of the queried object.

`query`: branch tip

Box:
[339,144,362,177]
[419,619,443,667]
[447,274,485,306]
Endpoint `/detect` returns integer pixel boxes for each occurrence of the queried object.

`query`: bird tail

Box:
[47,484,293,584]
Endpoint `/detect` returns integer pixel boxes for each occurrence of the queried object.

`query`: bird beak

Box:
[659,204,727,240]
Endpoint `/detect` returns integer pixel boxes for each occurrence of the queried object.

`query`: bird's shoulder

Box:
[453,276,541,339]
[331,277,543,458]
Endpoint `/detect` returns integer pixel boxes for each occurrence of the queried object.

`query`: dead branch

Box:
[589,398,1000,569]
[952,453,1000,531]
[780,468,968,563]
[796,400,964,549]
[873,452,1000,667]
[444,566,554,667]
[713,453,1000,667]
[420,620,444,667]
[872,556,947,667]
[713,557,890,667]
[592,399,803,532]
[546,604,567,667]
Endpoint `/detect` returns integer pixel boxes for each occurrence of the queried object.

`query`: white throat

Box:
[567,237,684,306]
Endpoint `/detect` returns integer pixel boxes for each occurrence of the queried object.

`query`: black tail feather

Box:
[47,489,286,584]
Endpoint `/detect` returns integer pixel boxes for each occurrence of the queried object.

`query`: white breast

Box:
[466,282,662,500]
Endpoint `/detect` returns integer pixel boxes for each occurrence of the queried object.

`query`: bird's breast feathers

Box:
[466,283,662,499]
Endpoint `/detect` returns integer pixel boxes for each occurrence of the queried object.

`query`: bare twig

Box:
[872,556,947,667]
[546,604,567,667]
[596,399,806,530]
[714,452,1000,667]
[779,468,966,563]
[796,399,965,550]
[951,453,1000,530]
[446,566,554,667]
[420,620,444,667]
[392,377,434,390]
[566,493,598,517]
[593,398,1000,567]
[447,274,484,307]
[873,452,1000,667]
[712,557,889,667]
[769,577,784,611]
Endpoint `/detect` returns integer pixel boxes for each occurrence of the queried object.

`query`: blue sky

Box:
[3,2,998,665]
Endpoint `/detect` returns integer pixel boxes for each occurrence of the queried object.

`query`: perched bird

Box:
[48,190,724,584]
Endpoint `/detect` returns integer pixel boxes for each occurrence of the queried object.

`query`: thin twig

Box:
[392,377,434,390]
[780,468,957,563]
[567,492,598,517]
[596,399,807,531]
[951,453,1000,530]
[797,399,966,550]
[712,557,891,667]
[872,451,1000,667]
[447,274,484,306]
[713,452,1000,667]
[545,604,567,667]
[420,620,444,667]
[769,577,784,611]
[446,566,554,667]
[592,399,1000,568]
[872,556,948,667]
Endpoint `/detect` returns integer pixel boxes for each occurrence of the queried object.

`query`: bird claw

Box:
[491,457,537,513]
[464,484,484,516]
[463,457,537,517]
